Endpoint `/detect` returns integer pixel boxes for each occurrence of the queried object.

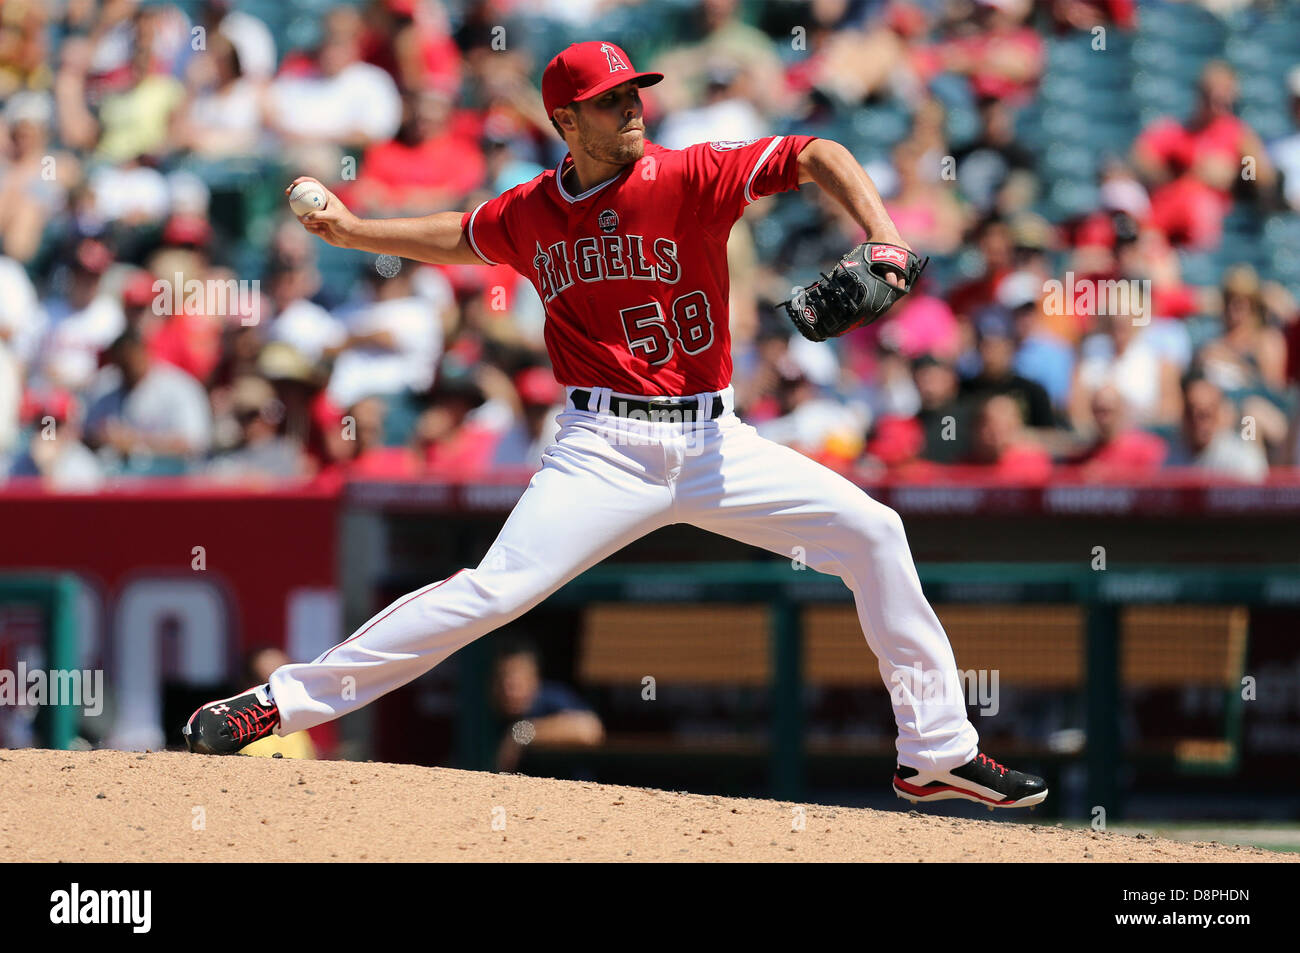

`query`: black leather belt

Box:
[571,388,724,421]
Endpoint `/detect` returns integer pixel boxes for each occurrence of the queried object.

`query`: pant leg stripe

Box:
[318,569,467,662]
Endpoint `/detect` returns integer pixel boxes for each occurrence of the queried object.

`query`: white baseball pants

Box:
[270,386,980,772]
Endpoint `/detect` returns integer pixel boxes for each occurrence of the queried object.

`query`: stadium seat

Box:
[1265,248,1300,292]
[1263,213,1300,249]
[1046,181,1101,221]
[283,15,324,53]
[1219,214,1265,272]
[514,17,581,73]
[1043,143,1098,181]
[1224,36,1271,71]
[1132,40,1207,82]
[917,251,961,293]
[943,100,982,152]
[1182,316,1224,352]
[314,242,369,306]
[235,0,292,47]
[592,1,693,61]
[1044,37,1093,76]
[1133,71,1196,119]
[1012,104,1047,151]
[1239,73,1285,110]
[1039,76,1091,112]
[751,216,786,262]
[1040,108,1097,145]
[1045,44,1129,90]
[1178,249,1226,287]
[1089,121,1142,157]
[1138,1,1227,57]
[381,391,424,448]
[1240,106,1291,143]
[846,104,911,152]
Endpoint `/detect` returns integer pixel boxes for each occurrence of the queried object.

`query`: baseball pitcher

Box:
[185,41,1046,809]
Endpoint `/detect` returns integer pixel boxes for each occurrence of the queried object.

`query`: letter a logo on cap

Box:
[600,42,630,74]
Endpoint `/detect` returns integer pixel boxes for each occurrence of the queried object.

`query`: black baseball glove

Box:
[781,242,929,342]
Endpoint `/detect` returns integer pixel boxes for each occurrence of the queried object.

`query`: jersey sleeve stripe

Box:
[465,202,499,265]
[743,135,786,205]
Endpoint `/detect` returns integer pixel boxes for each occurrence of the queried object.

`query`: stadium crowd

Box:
[1,0,1298,490]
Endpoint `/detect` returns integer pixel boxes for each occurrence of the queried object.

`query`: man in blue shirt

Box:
[491,639,604,773]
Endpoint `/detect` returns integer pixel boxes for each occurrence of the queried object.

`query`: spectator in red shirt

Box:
[918,0,1045,107]
[359,0,463,96]
[865,354,968,471]
[1070,160,1150,255]
[345,394,421,479]
[783,0,926,108]
[1049,0,1136,32]
[8,387,104,490]
[964,393,1052,482]
[946,217,1017,322]
[416,366,502,479]
[124,266,219,391]
[352,90,486,216]
[1068,384,1167,479]
[139,216,225,386]
[1134,61,1276,249]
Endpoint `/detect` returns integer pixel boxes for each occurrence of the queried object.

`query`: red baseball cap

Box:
[74,239,113,275]
[122,270,157,308]
[163,213,213,248]
[20,388,76,424]
[515,366,562,406]
[541,41,663,120]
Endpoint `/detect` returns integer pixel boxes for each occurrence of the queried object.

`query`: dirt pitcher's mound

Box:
[0,749,1289,863]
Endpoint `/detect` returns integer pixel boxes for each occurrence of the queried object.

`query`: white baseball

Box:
[288,181,328,217]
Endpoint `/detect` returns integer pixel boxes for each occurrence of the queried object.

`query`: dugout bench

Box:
[499,562,1284,818]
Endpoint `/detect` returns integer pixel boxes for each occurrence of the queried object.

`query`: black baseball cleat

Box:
[893,751,1048,809]
[183,685,280,755]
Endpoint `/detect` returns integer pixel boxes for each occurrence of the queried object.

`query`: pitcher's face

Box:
[570,81,645,166]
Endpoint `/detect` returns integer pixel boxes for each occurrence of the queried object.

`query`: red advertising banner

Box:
[0,483,339,752]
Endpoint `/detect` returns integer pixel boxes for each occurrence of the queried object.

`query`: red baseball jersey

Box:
[460,134,817,395]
